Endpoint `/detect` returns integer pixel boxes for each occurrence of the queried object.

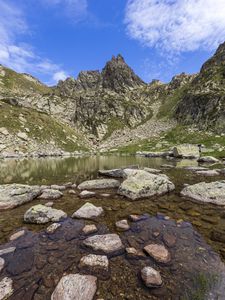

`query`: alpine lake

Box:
[1,154,225,300]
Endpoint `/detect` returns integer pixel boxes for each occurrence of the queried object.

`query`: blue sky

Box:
[0,0,225,85]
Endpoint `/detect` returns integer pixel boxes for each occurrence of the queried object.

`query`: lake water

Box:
[0,155,225,299]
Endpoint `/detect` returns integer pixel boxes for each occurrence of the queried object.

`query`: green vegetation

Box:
[0,101,88,152]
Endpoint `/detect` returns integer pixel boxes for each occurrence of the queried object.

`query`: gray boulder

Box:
[118,170,175,200]
[78,179,120,190]
[181,181,225,205]
[83,234,124,255]
[39,189,63,200]
[72,203,103,219]
[24,204,67,224]
[0,184,41,210]
[51,274,97,300]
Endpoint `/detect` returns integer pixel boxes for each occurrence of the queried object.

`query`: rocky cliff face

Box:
[176,42,225,132]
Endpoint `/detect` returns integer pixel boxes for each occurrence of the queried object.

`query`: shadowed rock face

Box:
[0,216,224,299]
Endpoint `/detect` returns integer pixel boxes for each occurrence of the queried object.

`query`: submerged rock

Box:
[78,179,120,190]
[118,170,175,200]
[72,203,103,219]
[82,224,98,235]
[83,234,124,255]
[181,181,225,205]
[115,219,130,231]
[0,257,5,272]
[0,184,41,210]
[51,274,97,300]
[9,230,25,241]
[125,247,146,258]
[79,254,109,277]
[0,247,16,256]
[173,144,199,159]
[46,223,62,234]
[141,267,162,288]
[0,277,13,300]
[144,244,171,263]
[79,190,96,198]
[198,156,220,163]
[39,189,63,200]
[24,204,67,224]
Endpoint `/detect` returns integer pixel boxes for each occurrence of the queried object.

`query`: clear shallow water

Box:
[1,155,225,299]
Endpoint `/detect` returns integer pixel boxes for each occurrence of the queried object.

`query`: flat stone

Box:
[78,179,120,190]
[98,168,125,178]
[51,274,97,300]
[0,184,41,210]
[0,247,16,256]
[79,254,109,275]
[82,224,98,235]
[72,203,103,219]
[0,257,5,272]
[125,247,146,258]
[45,201,54,207]
[115,219,130,231]
[46,223,62,234]
[9,230,25,241]
[39,189,63,200]
[184,166,208,171]
[143,167,161,174]
[118,170,175,200]
[68,190,76,195]
[181,181,225,205]
[141,267,162,288]
[24,204,67,224]
[198,156,220,163]
[0,277,13,300]
[51,185,66,191]
[144,244,171,263]
[196,170,220,176]
[129,214,148,222]
[83,234,124,255]
[79,190,96,198]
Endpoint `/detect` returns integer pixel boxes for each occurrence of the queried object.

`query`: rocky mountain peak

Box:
[101,54,146,92]
[201,42,225,74]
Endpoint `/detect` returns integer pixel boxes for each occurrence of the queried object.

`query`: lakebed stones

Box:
[39,189,63,200]
[173,144,199,159]
[118,170,175,200]
[79,190,96,198]
[141,267,162,288]
[51,274,97,300]
[9,230,25,241]
[0,247,16,256]
[144,244,171,263]
[115,219,130,231]
[0,184,41,210]
[181,181,225,205]
[83,234,124,255]
[0,277,13,300]
[78,179,120,190]
[46,223,62,234]
[79,254,109,277]
[83,224,98,235]
[198,156,220,163]
[24,204,67,224]
[0,257,5,272]
[72,203,103,219]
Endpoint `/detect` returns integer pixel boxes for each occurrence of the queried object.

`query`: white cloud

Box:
[53,70,68,82]
[125,0,225,53]
[0,0,68,84]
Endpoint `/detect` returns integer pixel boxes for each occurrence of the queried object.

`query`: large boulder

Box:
[83,234,124,255]
[0,184,41,210]
[173,144,199,159]
[78,179,120,190]
[51,274,97,300]
[24,204,67,224]
[118,170,175,200]
[181,181,225,205]
[72,203,103,219]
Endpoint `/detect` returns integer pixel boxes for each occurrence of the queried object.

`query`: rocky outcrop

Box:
[24,204,67,224]
[51,274,97,300]
[0,184,41,210]
[181,181,225,205]
[118,170,175,200]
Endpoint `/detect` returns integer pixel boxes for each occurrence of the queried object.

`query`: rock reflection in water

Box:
[0,215,224,299]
